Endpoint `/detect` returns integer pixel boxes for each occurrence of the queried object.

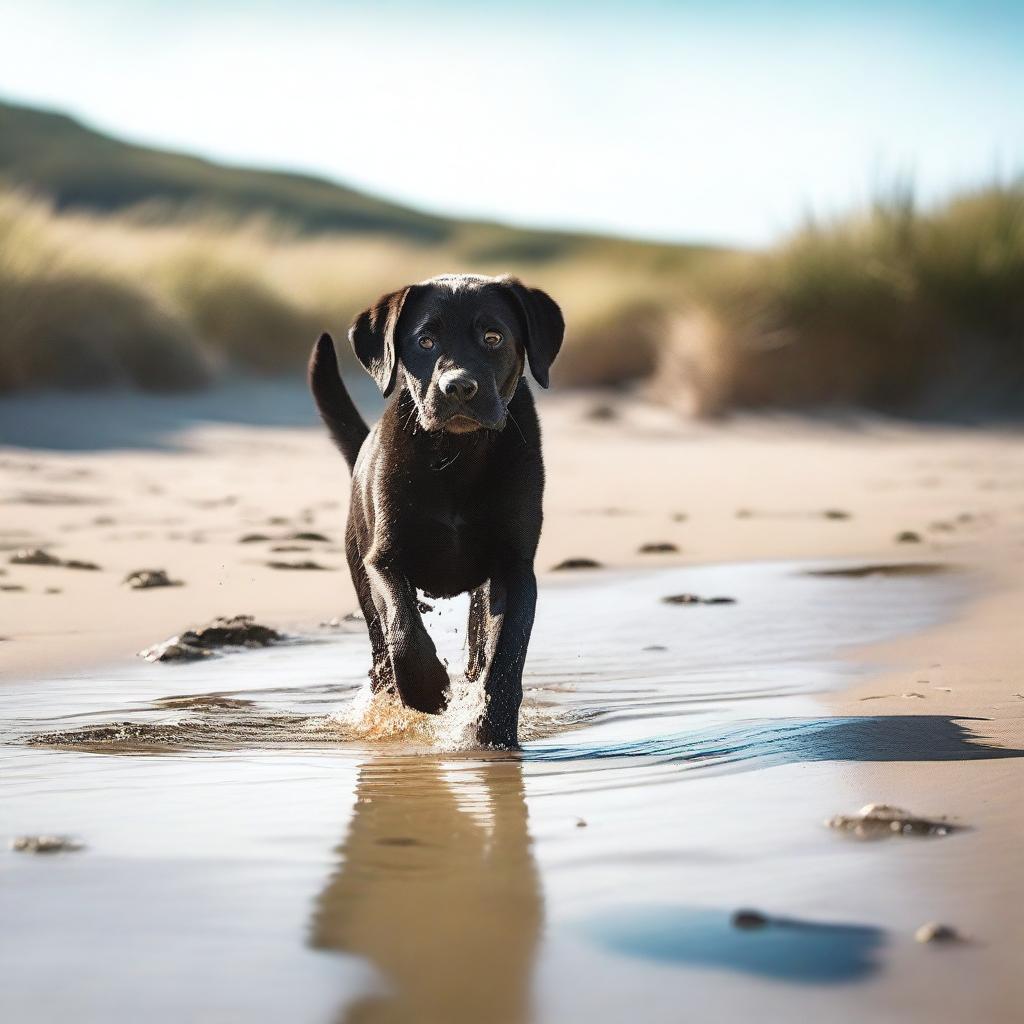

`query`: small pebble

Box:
[576,818,588,828]
[638,542,679,554]
[123,569,182,590]
[826,803,958,839]
[896,531,922,543]
[11,835,83,853]
[915,922,963,944]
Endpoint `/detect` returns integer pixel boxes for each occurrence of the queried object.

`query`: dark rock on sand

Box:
[663,593,736,605]
[11,835,84,853]
[289,531,331,542]
[266,559,332,570]
[639,542,679,554]
[807,563,947,579]
[9,548,100,570]
[823,509,851,520]
[585,403,618,421]
[826,803,959,840]
[1,584,26,592]
[140,614,282,663]
[896,530,923,543]
[552,557,603,571]
[239,533,272,543]
[153,694,255,711]
[124,569,182,590]
[10,548,61,566]
[731,909,769,930]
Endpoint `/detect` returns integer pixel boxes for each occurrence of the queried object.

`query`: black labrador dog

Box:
[309,274,563,748]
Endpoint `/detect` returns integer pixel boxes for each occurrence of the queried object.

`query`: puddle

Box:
[580,905,885,983]
[0,559,1012,1024]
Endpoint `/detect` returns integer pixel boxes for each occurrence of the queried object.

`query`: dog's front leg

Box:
[478,560,537,749]
[364,545,449,714]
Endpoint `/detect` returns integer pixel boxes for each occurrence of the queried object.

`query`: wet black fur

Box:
[309,274,563,748]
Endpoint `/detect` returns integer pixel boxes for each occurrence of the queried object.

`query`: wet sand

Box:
[2,388,1024,1022]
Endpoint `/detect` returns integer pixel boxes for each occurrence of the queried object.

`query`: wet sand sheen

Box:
[2,560,1019,1024]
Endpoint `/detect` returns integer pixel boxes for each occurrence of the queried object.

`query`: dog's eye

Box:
[418,336,435,351]
[483,330,503,348]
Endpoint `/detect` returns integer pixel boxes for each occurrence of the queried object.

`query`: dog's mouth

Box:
[443,413,505,434]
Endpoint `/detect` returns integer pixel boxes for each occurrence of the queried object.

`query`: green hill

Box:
[0,98,719,267]
[0,98,461,241]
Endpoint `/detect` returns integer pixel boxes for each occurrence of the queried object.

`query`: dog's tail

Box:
[308,333,369,472]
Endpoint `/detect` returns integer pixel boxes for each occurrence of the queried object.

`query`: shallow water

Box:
[0,560,1013,1023]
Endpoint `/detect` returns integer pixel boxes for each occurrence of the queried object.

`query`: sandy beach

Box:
[2,387,1023,1022]
[4,388,1022,679]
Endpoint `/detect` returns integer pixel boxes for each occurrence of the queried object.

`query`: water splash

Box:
[333,676,582,752]
[25,675,585,754]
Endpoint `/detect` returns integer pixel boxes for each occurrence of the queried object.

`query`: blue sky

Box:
[1,0,1022,245]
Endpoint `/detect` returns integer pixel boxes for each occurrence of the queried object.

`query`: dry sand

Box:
[2,388,1023,1017]
[2,391,1022,682]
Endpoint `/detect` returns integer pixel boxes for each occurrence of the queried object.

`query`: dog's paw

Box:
[390,642,450,715]
[477,715,519,750]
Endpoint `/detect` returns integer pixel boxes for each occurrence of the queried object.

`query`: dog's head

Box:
[349,274,563,433]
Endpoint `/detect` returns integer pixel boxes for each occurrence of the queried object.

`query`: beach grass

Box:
[2,179,1021,416]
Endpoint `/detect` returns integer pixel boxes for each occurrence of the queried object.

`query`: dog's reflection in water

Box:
[310,757,542,1024]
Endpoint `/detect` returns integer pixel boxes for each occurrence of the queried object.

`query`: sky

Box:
[1,0,1022,246]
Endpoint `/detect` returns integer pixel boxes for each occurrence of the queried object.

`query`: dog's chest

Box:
[401,501,490,597]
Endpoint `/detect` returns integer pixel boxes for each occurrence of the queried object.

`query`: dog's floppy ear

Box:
[348,287,410,397]
[501,277,564,388]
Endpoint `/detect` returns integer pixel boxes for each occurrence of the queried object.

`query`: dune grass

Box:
[657,182,1024,416]
[0,190,214,392]
[2,178,1021,417]
[0,185,707,394]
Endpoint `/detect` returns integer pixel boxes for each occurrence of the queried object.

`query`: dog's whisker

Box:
[507,410,528,447]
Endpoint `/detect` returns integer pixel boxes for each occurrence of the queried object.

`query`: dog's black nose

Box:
[438,369,479,402]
